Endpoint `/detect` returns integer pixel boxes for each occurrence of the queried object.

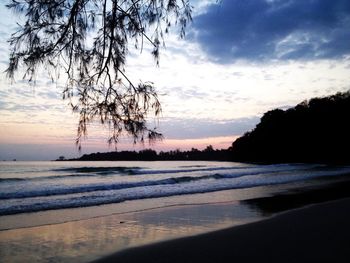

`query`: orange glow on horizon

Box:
[156,136,238,151]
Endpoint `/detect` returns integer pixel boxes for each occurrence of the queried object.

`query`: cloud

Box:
[192,0,350,63]
[159,117,259,139]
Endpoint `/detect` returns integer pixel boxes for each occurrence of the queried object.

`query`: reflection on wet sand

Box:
[0,202,259,263]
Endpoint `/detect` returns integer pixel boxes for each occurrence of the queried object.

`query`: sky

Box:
[0,0,350,160]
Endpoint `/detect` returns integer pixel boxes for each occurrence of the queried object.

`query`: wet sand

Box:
[2,177,350,263]
[94,197,350,263]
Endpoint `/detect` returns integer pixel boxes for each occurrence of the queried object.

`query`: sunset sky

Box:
[0,0,350,160]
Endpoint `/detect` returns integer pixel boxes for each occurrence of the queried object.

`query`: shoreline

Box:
[2,171,350,262]
[0,199,259,263]
[93,197,350,263]
[2,172,349,231]
[0,186,266,231]
[2,174,343,231]
[0,200,243,232]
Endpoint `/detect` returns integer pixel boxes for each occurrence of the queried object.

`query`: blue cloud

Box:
[192,0,350,63]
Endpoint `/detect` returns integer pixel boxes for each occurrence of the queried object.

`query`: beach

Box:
[1,1,350,262]
[1,161,350,262]
[94,197,350,263]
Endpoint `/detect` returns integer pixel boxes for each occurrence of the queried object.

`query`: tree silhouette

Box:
[6,0,192,149]
[230,91,350,164]
[72,145,232,161]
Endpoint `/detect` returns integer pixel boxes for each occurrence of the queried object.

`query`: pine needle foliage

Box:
[6,0,192,149]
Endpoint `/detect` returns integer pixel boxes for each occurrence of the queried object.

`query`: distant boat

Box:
[12,159,16,162]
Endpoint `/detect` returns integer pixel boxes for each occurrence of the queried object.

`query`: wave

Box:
[130,163,306,175]
[0,164,295,182]
[53,166,142,175]
[55,165,255,176]
[0,165,254,182]
[178,165,207,168]
[0,178,26,182]
[0,165,343,200]
[0,174,89,182]
[0,167,143,182]
[0,171,261,200]
[133,166,249,175]
[1,168,350,215]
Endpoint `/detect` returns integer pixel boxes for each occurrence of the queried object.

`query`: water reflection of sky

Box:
[0,202,259,263]
[1,178,339,262]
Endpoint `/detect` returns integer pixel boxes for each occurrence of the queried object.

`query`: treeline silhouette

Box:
[230,91,350,164]
[64,91,350,164]
[69,145,231,161]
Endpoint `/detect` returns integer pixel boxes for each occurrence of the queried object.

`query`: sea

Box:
[1,161,350,262]
[1,161,350,217]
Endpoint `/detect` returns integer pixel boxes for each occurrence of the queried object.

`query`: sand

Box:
[93,197,350,263]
